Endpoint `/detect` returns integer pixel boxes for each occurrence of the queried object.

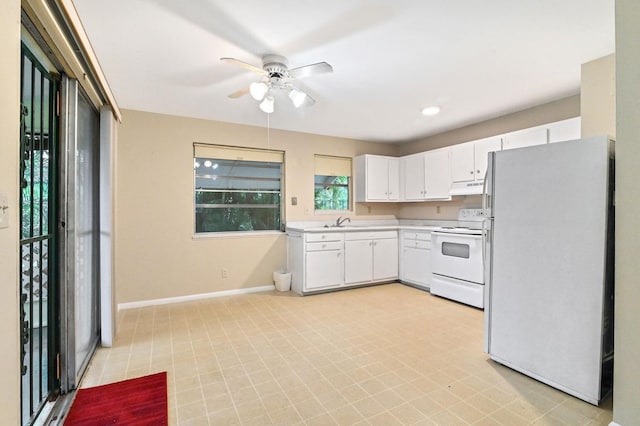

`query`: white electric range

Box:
[430,209,485,308]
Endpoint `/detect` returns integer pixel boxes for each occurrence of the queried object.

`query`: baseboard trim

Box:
[609,422,622,426]
[117,285,276,311]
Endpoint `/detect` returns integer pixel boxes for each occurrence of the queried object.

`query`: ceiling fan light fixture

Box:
[421,106,441,116]
[250,82,268,101]
[289,89,307,108]
[259,95,275,114]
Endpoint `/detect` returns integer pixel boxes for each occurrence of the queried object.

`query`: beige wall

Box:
[582,54,616,138]
[397,95,580,156]
[0,0,22,424]
[613,1,640,424]
[117,96,583,303]
[115,110,398,304]
[398,196,482,221]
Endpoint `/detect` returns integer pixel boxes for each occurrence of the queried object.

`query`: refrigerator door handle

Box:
[482,152,494,218]
[482,172,487,213]
[481,220,486,263]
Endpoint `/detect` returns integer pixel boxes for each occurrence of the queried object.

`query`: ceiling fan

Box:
[221,55,333,113]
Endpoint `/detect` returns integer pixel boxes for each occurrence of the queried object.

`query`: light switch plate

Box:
[0,192,8,229]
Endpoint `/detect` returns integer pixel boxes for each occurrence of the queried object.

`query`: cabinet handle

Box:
[470,170,473,174]
[477,170,481,174]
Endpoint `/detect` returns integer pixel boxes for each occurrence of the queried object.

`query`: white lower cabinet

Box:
[288,230,398,295]
[306,250,344,290]
[399,230,432,289]
[345,231,398,284]
[288,232,345,295]
[345,239,373,284]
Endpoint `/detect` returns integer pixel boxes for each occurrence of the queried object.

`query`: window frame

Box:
[193,144,285,236]
[313,155,353,215]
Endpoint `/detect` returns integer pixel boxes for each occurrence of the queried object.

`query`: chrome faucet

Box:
[335,216,351,227]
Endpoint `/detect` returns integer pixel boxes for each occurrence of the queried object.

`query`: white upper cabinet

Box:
[402,149,451,201]
[402,154,426,200]
[424,148,452,200]
[474,136,502,179]
[355,155,400,202]
[356,117,580,202]
[451,141,475,183]
[387,157,400,200]
[450,136,501,195]
[548,117,581,143]
[502,126,548,150]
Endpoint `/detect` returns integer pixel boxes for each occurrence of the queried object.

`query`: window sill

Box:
[193,230,286,240]
[313,210,353,216]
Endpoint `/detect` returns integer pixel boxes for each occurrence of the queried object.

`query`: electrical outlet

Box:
[291,196,298,206]
[436,205,441,214]
[222,268,229,278]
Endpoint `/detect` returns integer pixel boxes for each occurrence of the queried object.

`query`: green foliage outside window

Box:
[314,175,349,211]
[194,157,282,233]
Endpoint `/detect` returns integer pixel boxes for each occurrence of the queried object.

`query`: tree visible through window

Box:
[194,147,283,233]
[314,155,352,212]
[314,175,350,211]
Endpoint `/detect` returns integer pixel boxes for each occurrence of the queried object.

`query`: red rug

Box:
[64,372,168,425]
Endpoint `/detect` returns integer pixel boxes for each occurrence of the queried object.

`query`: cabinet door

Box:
[402,155,426,200]
[474,136,502,180]
[387,158,400,200]
[402,247,431,288]
[365,156,389,200]
[345,240,373,284]
[306,250,344,290]
[502,126,547,150]
[548,117,581,143]
[451,142,475,183]
[373,238,398,280]
[424,148,451,199]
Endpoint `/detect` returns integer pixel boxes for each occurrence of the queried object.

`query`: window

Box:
[194,144,284,233]
[314,155,352,211]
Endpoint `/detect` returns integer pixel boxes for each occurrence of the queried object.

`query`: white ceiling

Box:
[72,0,614,143]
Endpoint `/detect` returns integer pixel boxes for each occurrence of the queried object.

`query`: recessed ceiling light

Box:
[421,106,441,116]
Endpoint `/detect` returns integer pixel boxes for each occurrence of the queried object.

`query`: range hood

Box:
[449,181,485,196]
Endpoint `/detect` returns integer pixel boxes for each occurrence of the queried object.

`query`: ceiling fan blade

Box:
[228,87,250,99]
[220,58,266,75]
[288,62,333,79]
[302,92,316,107]
[289,86,316,108]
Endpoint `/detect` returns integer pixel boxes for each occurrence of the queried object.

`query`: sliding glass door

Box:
[20,13,103,425]
[59,77,101,391]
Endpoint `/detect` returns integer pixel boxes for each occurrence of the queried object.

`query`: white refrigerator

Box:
[483,136,614,405]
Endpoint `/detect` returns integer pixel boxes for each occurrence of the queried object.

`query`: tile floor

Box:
[81,283,613,425]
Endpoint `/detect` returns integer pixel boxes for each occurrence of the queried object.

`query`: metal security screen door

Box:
[20,42,60,425]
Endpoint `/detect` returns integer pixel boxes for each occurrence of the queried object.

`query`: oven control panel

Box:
[458,208,485,221]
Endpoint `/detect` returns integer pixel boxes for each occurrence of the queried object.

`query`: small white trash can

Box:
[273,271,292,292]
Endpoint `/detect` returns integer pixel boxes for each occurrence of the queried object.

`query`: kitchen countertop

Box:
[286,220,454,233]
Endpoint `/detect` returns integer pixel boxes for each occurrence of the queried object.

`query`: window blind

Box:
[194,143,284,163]
[314,155,352,176]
